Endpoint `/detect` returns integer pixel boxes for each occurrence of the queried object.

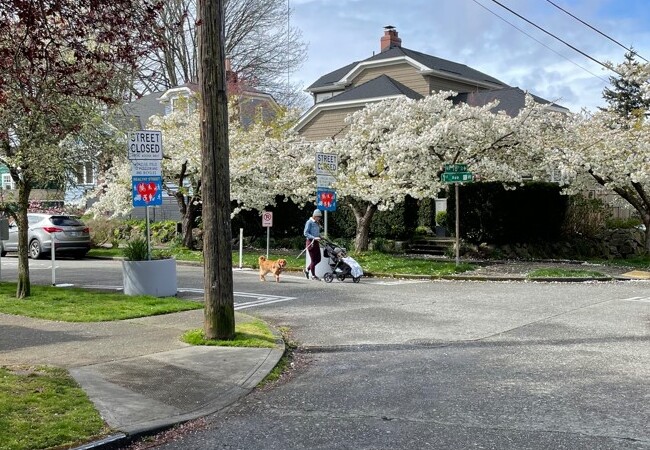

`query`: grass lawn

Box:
[182,318,278,348]
[90,247,476,276]
[0,366,108,450]
[0,283,201,322]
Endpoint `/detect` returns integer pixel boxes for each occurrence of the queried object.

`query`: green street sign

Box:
[444,163,468,172]
[441,172,474,183]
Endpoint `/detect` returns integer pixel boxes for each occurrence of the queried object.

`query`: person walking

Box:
[303,209,322,280]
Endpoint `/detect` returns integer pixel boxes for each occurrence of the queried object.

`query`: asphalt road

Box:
[3,257,649,449]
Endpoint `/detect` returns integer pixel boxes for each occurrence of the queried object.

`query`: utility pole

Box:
[198,0,235,340]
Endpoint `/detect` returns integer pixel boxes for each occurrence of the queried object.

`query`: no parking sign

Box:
[262,211,273,227]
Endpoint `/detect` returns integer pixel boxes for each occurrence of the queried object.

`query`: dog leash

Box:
[296,238,316,258]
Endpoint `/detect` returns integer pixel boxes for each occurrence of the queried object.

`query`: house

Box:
[294,26,567,140]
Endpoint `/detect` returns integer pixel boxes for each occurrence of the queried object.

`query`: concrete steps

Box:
[408,237,455,256]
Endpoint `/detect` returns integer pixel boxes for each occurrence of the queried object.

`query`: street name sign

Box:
[442,172,474,183]
[445,163,468,172]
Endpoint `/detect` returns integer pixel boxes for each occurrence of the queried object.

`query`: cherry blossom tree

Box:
[0,0,160,298]
[533,99,650,252]
[320,91,546,252]
[88,105,311,248]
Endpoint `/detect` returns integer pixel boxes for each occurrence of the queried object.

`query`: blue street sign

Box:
[316,189,336,212]
[132,176,163,207]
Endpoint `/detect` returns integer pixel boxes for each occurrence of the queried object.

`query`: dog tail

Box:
[258,255,266,263]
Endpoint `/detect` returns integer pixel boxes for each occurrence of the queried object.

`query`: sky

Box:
[288,0,650,113]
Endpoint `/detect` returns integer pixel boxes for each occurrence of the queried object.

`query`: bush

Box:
[435,210,448,227]
[606,216,642,229]
[85,217,121,248]
[447,181,568,244]
[563,194,610,237]
[123,238,148,261]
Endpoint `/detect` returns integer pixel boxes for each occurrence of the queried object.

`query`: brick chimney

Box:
[380,26,401,52]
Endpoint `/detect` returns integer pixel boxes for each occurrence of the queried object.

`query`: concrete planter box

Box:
[122,259,177,297]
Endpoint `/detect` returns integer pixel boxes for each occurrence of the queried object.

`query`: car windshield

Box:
[50,216,84,227]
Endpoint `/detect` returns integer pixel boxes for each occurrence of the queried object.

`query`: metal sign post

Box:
[51,232,56,285]
[146,206,151,260]
[262,211,273,258]
[441,163,474,267]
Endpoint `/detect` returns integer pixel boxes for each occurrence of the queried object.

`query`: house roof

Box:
[307,46,508,92]
[454,87,569,116]
[319,74,424,104]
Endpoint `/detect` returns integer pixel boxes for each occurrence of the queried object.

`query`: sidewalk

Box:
[0,309,283,449]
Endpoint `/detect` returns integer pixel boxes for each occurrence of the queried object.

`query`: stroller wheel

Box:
[323,272,334,283]
[336,274,346,282]
[352,276,361,283]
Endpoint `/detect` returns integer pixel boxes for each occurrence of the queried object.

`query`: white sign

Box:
[131,160,162,177]
[262,211,273,227]
[317,175,336,188]
[315,152,338,176]
[128,130,163,160]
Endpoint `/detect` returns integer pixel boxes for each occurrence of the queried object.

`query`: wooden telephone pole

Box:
[198,0,235,340]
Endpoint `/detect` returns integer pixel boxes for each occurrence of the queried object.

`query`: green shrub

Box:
[123,238,148,261]
[563,194,610,237]
[435,210,448,227]
[85,217,121,248]
[606,216,642,229]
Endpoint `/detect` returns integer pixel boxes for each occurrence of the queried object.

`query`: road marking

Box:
[179,288,297,310]
[620,296,650,303]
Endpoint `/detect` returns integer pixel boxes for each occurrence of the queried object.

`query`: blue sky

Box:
[288,0,650,112]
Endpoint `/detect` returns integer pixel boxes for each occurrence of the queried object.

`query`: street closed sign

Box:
[128,130,163,160]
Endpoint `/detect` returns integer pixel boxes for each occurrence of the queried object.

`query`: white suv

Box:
[1,214,91,259]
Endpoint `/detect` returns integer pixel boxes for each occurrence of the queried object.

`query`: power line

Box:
[470,0,609,84]
[545,0,648,62]
[488,0,620,75]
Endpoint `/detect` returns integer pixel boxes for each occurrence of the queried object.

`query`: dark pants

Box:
[306,239,321,276]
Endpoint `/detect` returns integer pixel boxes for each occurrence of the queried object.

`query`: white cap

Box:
[313,209,322,217]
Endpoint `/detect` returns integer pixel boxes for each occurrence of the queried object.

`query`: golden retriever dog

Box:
[258,256,287,282]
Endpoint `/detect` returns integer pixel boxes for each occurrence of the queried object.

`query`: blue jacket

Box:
[303,218,320,240]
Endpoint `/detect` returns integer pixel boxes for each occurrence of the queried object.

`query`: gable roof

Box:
[454,87,569,116]
[320,74,423,104]
[295,75,423,132]
[307,46,508,93]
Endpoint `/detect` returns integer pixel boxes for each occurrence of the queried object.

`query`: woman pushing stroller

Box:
[303,209,323,280]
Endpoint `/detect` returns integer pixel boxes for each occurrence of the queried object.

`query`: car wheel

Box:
[1,243,6,257]
[29,239,43,259]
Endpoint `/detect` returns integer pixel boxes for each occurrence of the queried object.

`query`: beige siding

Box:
[299,107,363,141]
[351,64,430,96]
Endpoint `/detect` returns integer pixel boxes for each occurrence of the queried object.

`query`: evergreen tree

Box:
[601,50,650,118]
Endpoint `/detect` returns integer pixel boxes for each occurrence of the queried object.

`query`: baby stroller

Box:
[321,238,363,283]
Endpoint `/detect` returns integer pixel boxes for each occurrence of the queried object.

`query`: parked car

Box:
[0,214,90,259]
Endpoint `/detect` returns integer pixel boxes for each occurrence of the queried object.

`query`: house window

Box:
[74,163,94,185]
[1,173,14,190]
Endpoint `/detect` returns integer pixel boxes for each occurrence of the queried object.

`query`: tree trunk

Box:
[174,191,200,249]
[644,216,650,254]
[198,0,235,340]
[16,183,31,298]
[348,199,378,252]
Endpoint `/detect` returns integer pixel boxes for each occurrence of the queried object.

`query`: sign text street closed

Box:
[315,152,338,176]
[128,130,163,160]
